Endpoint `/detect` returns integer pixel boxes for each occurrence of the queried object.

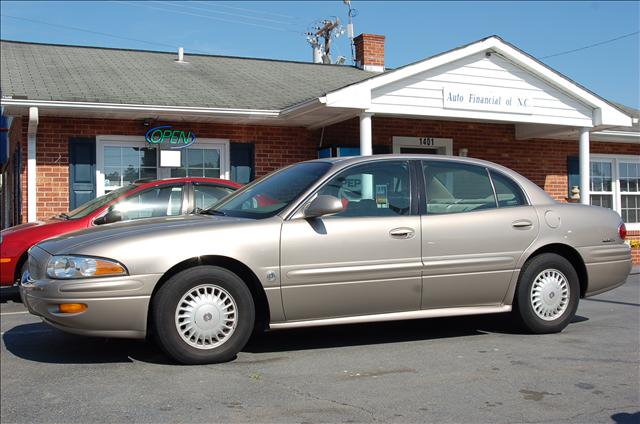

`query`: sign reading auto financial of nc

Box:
[443,86,534,114]
[145,126,196,149]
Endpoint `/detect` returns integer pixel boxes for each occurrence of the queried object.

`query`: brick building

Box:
[1,34,639,262]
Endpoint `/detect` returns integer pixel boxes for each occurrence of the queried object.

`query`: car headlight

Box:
[46,255,128,279]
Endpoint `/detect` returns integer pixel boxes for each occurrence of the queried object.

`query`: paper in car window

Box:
[375,184,388,208]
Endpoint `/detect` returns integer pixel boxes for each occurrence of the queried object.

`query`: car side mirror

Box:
[304,195,343,219]
[95,209,123,225]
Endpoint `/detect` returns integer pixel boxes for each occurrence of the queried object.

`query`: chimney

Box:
[354,34,385,72]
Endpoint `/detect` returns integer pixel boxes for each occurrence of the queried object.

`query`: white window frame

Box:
[589,157,615,210]
[96,135,230,197]
[590,154,640,231]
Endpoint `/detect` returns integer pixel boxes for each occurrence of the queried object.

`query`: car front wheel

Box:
[515,253,579,334]
[151,266,255,364]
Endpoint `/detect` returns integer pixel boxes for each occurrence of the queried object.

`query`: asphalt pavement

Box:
[1,274,639,423]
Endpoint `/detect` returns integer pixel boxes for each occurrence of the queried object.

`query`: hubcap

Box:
[530,269,570,321]
[175,284,238,349]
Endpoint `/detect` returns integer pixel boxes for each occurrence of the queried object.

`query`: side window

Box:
[113,185,184,220]
[423,161,496,214]
[490,171,527,207]
[194,184,235,211]
[316,161,411,217]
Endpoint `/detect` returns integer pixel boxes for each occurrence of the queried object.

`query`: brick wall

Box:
[17,116,315,221]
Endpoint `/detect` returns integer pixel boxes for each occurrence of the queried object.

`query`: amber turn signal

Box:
[93,259,127,276]
[58,303,88,314]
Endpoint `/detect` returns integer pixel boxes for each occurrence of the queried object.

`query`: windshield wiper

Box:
[57,213,70,219]
[199,209,226,216]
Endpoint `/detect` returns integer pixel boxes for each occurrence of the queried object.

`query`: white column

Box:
[359,112,373,156]
[579,127,590,205]
[27,107,39,222]
[359,112,374,199]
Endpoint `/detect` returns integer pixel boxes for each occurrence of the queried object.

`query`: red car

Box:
[0,177,240,286]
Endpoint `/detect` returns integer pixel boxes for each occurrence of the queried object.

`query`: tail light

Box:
[619,223,627,240]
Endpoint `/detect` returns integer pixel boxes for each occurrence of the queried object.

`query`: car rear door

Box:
[419,160,539,309]
[280,159,422,321]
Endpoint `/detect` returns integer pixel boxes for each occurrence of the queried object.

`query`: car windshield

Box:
[209,162,332,219]
[66,184,139,219]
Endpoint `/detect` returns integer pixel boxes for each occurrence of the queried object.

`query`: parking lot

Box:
[1,273,638,424]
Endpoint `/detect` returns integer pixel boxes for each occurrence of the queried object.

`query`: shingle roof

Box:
[0,40,372,110]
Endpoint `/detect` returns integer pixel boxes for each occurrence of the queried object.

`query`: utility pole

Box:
[315,18,340,64]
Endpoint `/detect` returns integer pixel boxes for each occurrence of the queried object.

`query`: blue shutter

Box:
[68,138,96,210]
[567,156,580,199]
[230,142,254,184]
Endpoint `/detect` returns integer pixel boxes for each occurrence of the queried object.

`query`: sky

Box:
[1,1,639,109]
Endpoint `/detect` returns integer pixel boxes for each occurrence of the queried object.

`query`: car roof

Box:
[134,177,241,188]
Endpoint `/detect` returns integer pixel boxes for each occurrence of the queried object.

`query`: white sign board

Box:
[160,149,181,167]
[443,85,534,114]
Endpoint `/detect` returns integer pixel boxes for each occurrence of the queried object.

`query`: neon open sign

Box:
[145,126,196,149]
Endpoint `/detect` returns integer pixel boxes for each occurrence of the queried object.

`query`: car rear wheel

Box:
[515,253,579,334]
[151,266,255,364]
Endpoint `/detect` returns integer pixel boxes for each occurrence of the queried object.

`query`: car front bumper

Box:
[20,273,161,339]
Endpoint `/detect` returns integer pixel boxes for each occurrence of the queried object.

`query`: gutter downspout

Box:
[27,107,38,222]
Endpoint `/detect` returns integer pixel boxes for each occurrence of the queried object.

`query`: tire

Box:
[151,266,255,364]
[515,253,579,334]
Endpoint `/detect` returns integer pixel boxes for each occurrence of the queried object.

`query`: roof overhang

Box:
[0,97,361,128]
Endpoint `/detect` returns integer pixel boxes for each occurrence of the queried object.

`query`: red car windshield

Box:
[65,184,139,219]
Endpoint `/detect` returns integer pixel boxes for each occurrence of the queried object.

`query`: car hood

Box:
[0,218,86,249]
[1,218,66,236]
[36,214,249,255]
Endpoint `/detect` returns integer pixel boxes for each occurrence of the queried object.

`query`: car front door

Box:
[419,160,539,309]
[280,160,422,321]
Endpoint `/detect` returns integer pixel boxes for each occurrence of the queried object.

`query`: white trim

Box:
[322,37,632,128]
[27,107,38,222]
[590,130,640,144]
[96,137,149,196]
[362,64,384,73]
[590,153,640,231]
[579,128,590,205]
[1,99,279,117]
[359,112,373,156]
[392,136,453,155]
[95,135,230,196]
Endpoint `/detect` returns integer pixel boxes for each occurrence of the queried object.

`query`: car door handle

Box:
[389,227,415,239]
[512,219,533,229]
